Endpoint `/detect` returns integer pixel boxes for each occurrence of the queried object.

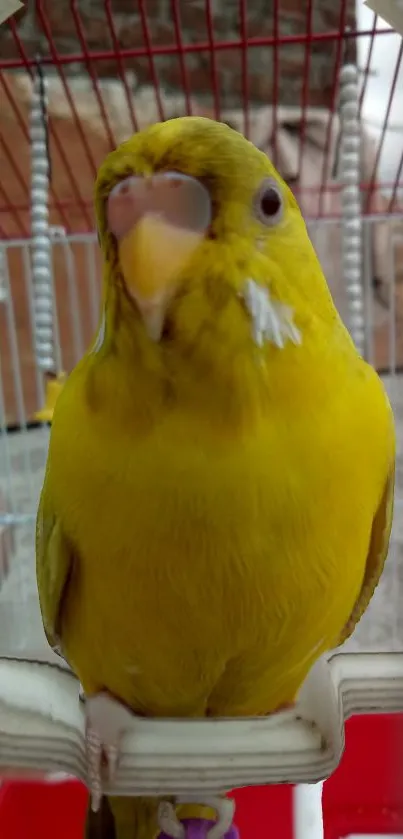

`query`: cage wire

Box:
[0,0,402,822]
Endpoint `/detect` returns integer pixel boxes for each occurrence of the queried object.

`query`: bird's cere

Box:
[242,278,302,349]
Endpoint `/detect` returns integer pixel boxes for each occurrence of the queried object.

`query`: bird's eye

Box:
[254,179,283,226]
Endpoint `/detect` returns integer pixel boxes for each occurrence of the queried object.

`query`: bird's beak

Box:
[106,172,212,341]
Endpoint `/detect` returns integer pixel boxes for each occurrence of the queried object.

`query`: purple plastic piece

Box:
[157,817,240,839]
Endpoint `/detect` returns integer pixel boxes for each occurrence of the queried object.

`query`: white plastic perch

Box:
[0,652,402,795]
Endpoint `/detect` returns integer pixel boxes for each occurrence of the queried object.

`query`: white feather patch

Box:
[242,278,302,349]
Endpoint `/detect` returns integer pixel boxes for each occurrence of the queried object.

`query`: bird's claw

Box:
[83,691,134,812]
[86,724,105,813]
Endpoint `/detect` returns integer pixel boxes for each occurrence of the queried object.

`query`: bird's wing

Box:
[35,485,75,655]
[337,461,395,646]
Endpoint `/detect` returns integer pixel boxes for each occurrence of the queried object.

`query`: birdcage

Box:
[0,1,403,838]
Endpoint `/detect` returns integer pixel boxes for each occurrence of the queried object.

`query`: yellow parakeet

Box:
[36,117,395,839]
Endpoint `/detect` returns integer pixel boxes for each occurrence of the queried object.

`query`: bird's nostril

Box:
[119,183,131,195]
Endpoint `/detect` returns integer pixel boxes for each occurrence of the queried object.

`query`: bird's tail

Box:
[85,795,227,839]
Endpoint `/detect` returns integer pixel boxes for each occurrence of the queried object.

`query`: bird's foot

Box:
[158,797,238,839]
[83,691,134,813]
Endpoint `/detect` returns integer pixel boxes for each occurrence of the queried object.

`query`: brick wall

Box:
[1,0,356,108]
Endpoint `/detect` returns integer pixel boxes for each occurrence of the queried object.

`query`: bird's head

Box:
[95,117,339,377]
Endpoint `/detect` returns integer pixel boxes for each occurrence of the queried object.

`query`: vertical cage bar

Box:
[297,0,313,180]
[171,0,193,117]
[339,63,365,355]
[271,0,280,168]
[362,218,375,365]
[60,239,85,365]
[22,243,45,408]
[318,0,349,219]
[293,782,324,839]
[239,0,249,139]
[104,0,139,133]
[365,38,403,213]
[0,248,7,303]
[85,236,101,332]
[205,0,220,121]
